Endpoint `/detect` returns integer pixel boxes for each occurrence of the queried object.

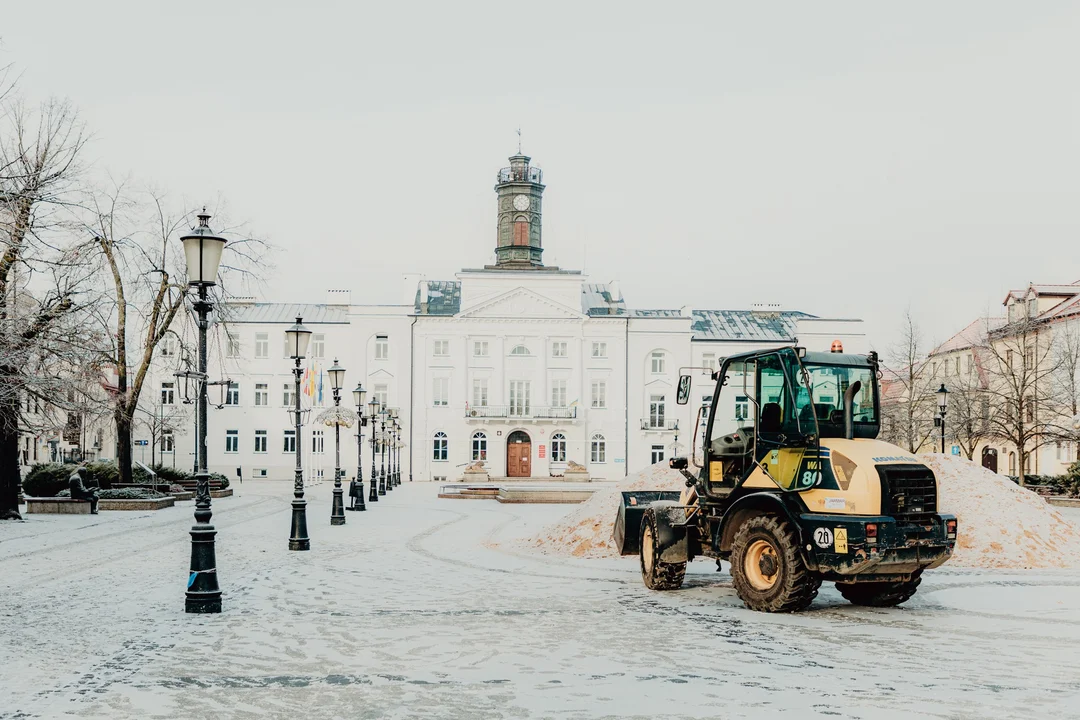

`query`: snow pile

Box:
[924,454,1080,569]
[521,462,687,558]
[523,454,1080,568]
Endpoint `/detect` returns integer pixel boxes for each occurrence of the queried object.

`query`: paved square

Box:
[3,483,1079,719]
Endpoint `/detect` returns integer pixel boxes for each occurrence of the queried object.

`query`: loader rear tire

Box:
[640,510,686,591]
[730,514,820,612]
[836,574,922,607]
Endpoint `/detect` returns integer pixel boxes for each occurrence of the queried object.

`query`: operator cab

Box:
[685,347,880,498]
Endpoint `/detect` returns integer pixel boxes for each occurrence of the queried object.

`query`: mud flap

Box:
[613,491,681,555]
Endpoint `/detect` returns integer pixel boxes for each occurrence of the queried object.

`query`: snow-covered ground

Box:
[2,482,1079,720]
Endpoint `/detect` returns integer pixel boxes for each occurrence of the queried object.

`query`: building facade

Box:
[138,152,866,482]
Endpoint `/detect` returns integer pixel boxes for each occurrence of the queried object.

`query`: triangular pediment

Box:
[458,287,584,320]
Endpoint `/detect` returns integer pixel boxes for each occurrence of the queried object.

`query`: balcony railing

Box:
[497,166,543,184]
[464,405,577,420]
[640,419,679,431]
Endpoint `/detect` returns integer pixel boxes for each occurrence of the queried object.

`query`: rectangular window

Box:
[551,379,567,408]
[311,334,325,359]
[160,337,175,357]
[649,394,666,428]
[254,383,269,406]
[375,335,389,360]
[283,383,296,407]
[735,395,749,422]
[651,444,665,464]
[255,332,269,359]
[473,341,489,357]
[592,342,607,359]
[551,341,567,358]
[227,336,241,358]
[161,382,175,406]
[472,378,489,407]
[509,381,531,416]
[433,340,449,357]
[225,430,239,454]
[651,351,665,374]
[225,382,239,406]
[312,430,324,454]
[433,377,449,407]
[1025,346,1034,369]
[254,468,268,479]
[254,430,267,453]
[283,430,296,453]
[702,353,715,375]
[161,430,174,453]
[373,384,388,407]
[954,356,961,375]
[591,381,607,409]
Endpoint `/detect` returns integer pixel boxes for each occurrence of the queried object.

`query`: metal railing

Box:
[464,405,577,420]
[640,419,679,431]
[497,166,543,184]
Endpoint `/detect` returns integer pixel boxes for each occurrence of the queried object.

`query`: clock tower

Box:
[493,152,545,268]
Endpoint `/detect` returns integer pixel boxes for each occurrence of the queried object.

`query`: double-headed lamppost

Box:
[180,210,227,614]
[351,383,367,511]
[286,317,313,550]
[937,383,949,455]
[368,398,380,503]
[378,406,389,495]
[391,419,399,488]
[328,358,347,526]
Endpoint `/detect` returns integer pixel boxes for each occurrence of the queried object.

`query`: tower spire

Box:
[516,127,522,154]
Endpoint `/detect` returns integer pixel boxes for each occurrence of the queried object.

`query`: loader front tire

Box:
[836,574,922,607]
[640,509,686,591]
[730,514,820,612]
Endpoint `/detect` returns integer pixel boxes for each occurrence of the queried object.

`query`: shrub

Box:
[1050,462,1080,498]
[210,472,230,489]
[23,464,75,497]
[58,488,165,499]
[151,465,194,485]
[168,484,186,494]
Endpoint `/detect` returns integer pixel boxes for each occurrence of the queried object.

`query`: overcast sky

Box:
[5,1,1079,353]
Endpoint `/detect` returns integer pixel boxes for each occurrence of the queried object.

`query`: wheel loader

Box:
[614,346,958,612]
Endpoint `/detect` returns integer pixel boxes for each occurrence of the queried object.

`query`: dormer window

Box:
[510,345,531,356]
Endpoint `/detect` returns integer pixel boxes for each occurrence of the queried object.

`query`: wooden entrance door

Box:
[507,431,532,477]
[982,448,998,473]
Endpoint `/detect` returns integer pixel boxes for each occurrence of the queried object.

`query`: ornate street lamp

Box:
[937,383,949,455]
[286,317,312,550]
[378,406,389,495]
[389,408,401,486]
[328,358,346,525]
[180,209,226,614]
[368,398,380,503]
[351,383,367,511]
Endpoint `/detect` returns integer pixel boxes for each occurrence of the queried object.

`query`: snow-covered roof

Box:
[930,317,1005,355]
[219,303,350,324]
[690,309,814,342]
[581,283,627,316]
[415,281,462,315]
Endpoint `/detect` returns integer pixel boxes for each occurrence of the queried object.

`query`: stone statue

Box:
[464,461,487,473]
[69,467,99,514]
[565,460,587,472]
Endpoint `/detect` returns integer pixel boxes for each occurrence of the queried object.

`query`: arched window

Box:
[1008,451,1016,475]
[432,431,448,461]
[550,433,567,462]
[472,431,488,461]
[650,351,666,374]
[510,345,531,356]
[591,433,606,463]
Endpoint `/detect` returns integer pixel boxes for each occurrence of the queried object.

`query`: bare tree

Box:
[1,97,93,519]
[881,311,936,453]
[1051,320,1080,462]
[982,316,1071,483]
[943,361,992,461]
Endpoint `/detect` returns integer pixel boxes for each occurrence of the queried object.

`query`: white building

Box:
[141,152,865,482]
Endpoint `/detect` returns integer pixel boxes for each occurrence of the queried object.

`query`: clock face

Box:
[513,194,530,211]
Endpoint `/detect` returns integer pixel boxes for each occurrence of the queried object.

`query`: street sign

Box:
[951,445,960,456]
[135,440,149,446]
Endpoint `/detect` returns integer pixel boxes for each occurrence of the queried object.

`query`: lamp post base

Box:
[186,521,221,613]
[331,484,346,525]
[355,481,367,511]
[289,498,310,551]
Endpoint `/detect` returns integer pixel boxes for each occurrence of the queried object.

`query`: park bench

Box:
[25,497,92,514]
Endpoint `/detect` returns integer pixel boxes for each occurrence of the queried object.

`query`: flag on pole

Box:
[317,367,324,404]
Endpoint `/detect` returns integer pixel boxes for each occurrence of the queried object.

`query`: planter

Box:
[26,497,92,514]
[99,497,176,511]
[1047,496,1080,508]
[210,488,233,498]
[170,491,195,501]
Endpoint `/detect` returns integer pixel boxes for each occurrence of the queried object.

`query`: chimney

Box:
[751,302,782,316]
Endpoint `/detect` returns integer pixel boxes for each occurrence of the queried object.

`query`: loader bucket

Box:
[613,491,682,555]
